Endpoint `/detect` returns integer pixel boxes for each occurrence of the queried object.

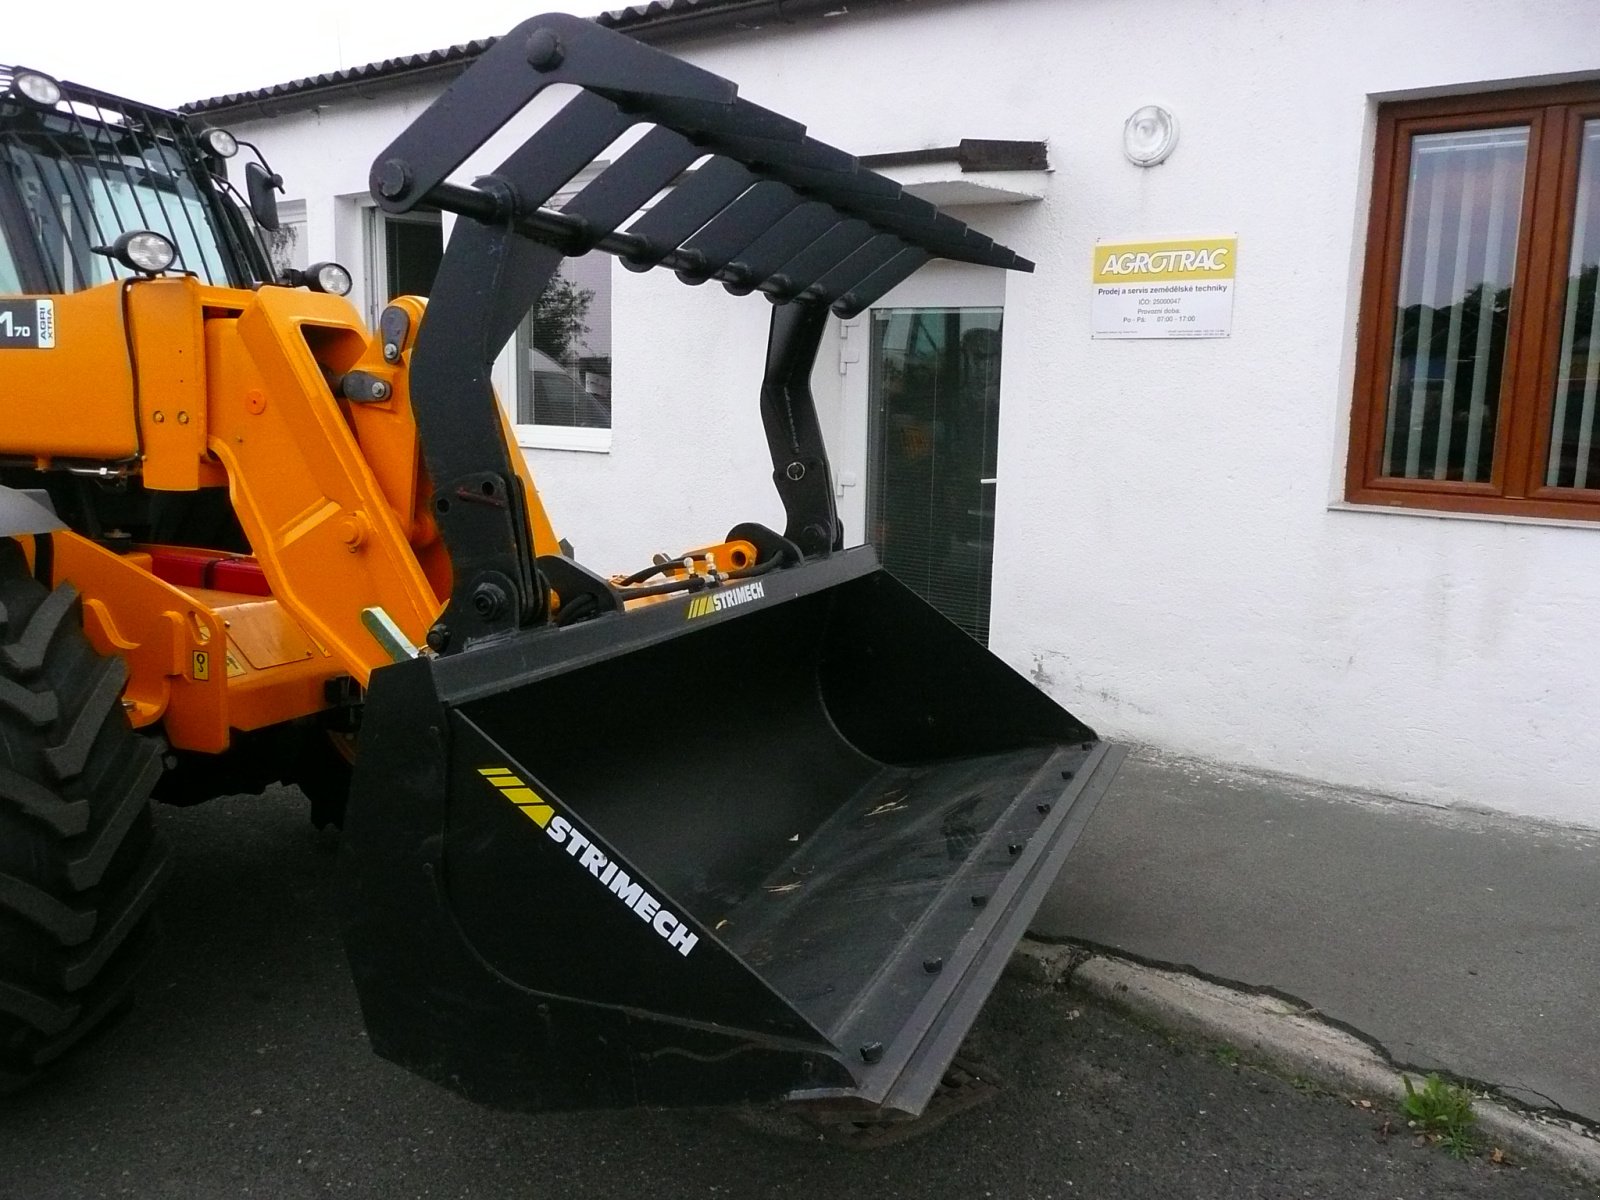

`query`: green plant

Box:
[1402,1073,1477,1158]
[529,275,595,364]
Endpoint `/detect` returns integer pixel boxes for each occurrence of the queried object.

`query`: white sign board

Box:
[1092,237,1237,339]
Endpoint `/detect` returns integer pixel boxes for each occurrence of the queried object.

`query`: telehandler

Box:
[0,14,1124,1123]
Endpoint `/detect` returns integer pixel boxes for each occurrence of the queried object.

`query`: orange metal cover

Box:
[0,285,140,460]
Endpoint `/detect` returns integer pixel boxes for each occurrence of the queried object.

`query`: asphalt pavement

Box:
[1032,750,1600,1122]
[0,787,1589,1199]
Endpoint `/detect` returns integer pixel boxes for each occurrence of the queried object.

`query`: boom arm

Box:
[370,12,1034,652]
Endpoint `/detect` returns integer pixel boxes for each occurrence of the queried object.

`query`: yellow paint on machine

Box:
[478,766,554,827]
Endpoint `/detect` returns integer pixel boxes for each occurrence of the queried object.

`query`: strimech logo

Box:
[685,579,765,620]
[477,767,699,957]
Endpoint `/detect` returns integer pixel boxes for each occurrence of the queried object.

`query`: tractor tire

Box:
[0,541,168,1091]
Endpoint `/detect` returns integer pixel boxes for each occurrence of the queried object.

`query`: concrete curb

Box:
[1011,940,1600,1185]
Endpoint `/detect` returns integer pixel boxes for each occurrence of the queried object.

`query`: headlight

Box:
[12,71,63,109]
[307,261,353,296]
[201,127,239,158]
[110,230,178,274]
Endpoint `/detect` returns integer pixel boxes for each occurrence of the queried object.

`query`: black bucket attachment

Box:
[341,548,1123,1116]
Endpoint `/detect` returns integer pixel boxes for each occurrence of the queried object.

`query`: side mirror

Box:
[245,161,283,233]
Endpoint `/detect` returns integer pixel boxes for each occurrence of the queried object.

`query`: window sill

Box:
[515,426,612,454]
[1328,499,1600,532]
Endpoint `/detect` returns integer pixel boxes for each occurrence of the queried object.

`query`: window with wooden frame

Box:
[1348,82,1600,520]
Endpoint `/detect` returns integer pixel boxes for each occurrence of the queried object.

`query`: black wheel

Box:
[0,541,167,1090]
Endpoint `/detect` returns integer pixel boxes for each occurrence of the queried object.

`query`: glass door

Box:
[866,307,1003,643]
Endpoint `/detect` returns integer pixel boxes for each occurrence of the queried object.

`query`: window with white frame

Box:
[359,181,616,452]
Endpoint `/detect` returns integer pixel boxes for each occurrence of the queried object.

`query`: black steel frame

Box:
[369,13,1034,648]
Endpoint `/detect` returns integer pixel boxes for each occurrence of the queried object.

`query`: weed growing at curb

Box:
[1403,1073,1478,1158]
[1210,1043,1240,1068]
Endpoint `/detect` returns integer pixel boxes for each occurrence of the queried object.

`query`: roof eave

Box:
[182,0,925,119]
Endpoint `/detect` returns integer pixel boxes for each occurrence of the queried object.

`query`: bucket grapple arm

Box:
[341,13,1122,1123]
[368,11,1032,646]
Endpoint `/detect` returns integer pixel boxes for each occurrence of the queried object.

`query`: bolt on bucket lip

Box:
[761,741,1125,1116]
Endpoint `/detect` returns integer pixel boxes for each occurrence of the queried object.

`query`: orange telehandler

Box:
[0,14,1123,1123]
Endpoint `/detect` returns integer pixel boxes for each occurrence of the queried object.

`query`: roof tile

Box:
[182,0,765,114]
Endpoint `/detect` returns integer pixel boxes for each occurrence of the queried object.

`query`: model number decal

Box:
[0,300,55,349]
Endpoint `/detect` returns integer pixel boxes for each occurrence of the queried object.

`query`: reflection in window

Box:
[262,201,307,280]
[515,252,612,430]
[868,307,1002,644]
[1548,120,1600,490]
[1382,127,1527,482]
[0,219,21,294]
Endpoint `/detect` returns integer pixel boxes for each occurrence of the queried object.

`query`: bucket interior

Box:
[452,566,1091,1040]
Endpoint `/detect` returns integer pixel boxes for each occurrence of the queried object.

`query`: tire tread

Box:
[0,550,165,1087]
[0,584,76,677]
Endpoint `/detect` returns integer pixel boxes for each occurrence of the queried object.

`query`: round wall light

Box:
[1123,105,1179,167]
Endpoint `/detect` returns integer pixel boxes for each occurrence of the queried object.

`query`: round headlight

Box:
[13,71,63,108]
[309,261,353,296]
[1123,104,1179,167]
[201,127,239,158]
[113,230,178,274]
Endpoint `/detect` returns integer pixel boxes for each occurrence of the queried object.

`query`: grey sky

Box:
[8,0,612,109]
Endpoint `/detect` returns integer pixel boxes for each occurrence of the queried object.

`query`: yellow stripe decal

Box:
[504,787,554,827]
[480,767,555,826]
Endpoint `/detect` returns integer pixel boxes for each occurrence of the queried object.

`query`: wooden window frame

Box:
[1347,81,1600,520]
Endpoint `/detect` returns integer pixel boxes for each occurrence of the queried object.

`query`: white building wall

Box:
[225,0,1600,825]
